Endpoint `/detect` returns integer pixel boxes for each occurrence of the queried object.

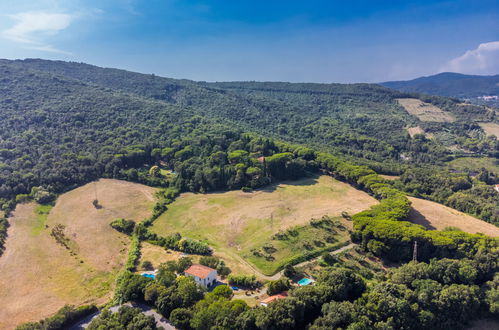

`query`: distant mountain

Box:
[381,72,499,106]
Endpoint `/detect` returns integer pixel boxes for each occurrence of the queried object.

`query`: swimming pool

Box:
[297,278,313,286]
[141,273,155,279]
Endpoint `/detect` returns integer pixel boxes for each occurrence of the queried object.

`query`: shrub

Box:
[228,274,260,289]
[110,218,135,235]
[267,278,291,296]
[142,260,153,270]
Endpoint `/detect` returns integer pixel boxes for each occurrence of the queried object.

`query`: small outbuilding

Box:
[260,292,288,307]
[184,264,217,288]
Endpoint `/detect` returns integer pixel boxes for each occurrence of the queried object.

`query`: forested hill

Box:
[7,59,497,164]
[381,72,499,107]
[0,59,497,225]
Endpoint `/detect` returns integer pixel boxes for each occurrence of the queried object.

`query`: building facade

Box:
[184,264,217,288]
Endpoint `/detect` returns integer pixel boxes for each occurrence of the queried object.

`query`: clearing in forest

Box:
[447,157,499,174]
[479,122,499,138]
[0,179,156,330]
[151,175,377,276]
[407,196,499,237]
[397,98,455,122]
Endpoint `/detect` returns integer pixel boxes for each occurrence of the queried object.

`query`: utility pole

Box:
[412,241,418,262]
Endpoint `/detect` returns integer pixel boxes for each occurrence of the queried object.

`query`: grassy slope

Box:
[151,175,377,275]
[447,157,499,174]
[408,196,499,237]
[0,179,156,329]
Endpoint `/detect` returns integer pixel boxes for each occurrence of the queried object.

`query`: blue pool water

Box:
[297,278,313,286]
[142,273,155,279]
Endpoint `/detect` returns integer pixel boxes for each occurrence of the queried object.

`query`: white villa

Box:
[184,264,217,288]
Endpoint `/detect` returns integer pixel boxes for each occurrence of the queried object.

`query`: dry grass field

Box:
[151,175,377,275]
[407,197,499,237]
[138,242,188,271]
[0,179,156,329]
[479,122,499,138]
[397,98,455,122]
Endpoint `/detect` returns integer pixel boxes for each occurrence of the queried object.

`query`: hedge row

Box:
[125,234,141,272]
[315,152,498,262]
[16,304,97,330]
[0,217,9,257]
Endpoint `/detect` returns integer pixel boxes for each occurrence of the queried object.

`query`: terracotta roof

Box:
[185,264,216,279]
[260,292,288,305]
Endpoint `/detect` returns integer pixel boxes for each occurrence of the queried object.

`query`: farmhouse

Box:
[495,184,499,193]
[260,292,288,307]
[184,264,217,288]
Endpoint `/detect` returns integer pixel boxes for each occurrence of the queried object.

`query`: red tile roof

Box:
[185,264,216,279]
[261,291,288,305]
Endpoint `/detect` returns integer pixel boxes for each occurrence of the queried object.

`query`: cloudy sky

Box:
[1,0,498,82]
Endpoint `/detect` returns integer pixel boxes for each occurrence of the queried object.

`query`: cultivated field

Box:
[151,175,377,275]
[479,122,499,138]
[407,196,499,237]
[397,98,455,122]
[0,179,156,329]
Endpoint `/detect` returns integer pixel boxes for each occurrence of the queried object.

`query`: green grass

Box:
[447,157,499,174]
[32,204,53,235]
[243,219,350,274]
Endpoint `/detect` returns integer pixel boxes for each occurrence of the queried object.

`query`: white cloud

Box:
[2,11,72,54]
[441,41,499,75]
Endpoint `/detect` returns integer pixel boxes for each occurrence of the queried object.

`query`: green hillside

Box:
[0,59,497,231]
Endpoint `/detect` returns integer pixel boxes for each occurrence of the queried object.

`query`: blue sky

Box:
[1,0,498,82]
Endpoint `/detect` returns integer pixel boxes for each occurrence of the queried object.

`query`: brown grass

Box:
[380,175,400,181]
[397,98,455,122]
[0,179,156,329]
[407,197,499,237]
[138,242,186,271]
[406,126,425,137]
[479,122,499,138]
[151,175,377,276]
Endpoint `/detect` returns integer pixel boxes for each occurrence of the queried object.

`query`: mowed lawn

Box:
[0,179,156,329]
[151,175,377,275]
[408,197,499,237]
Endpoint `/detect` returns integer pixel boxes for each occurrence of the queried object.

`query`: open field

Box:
[151,175,377,275]
[479,122,499,138]
[138,242,188,271]
[397,98,455,122]
[0,179,156,329]
[407,197,499,237]
[447,157,499,174]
